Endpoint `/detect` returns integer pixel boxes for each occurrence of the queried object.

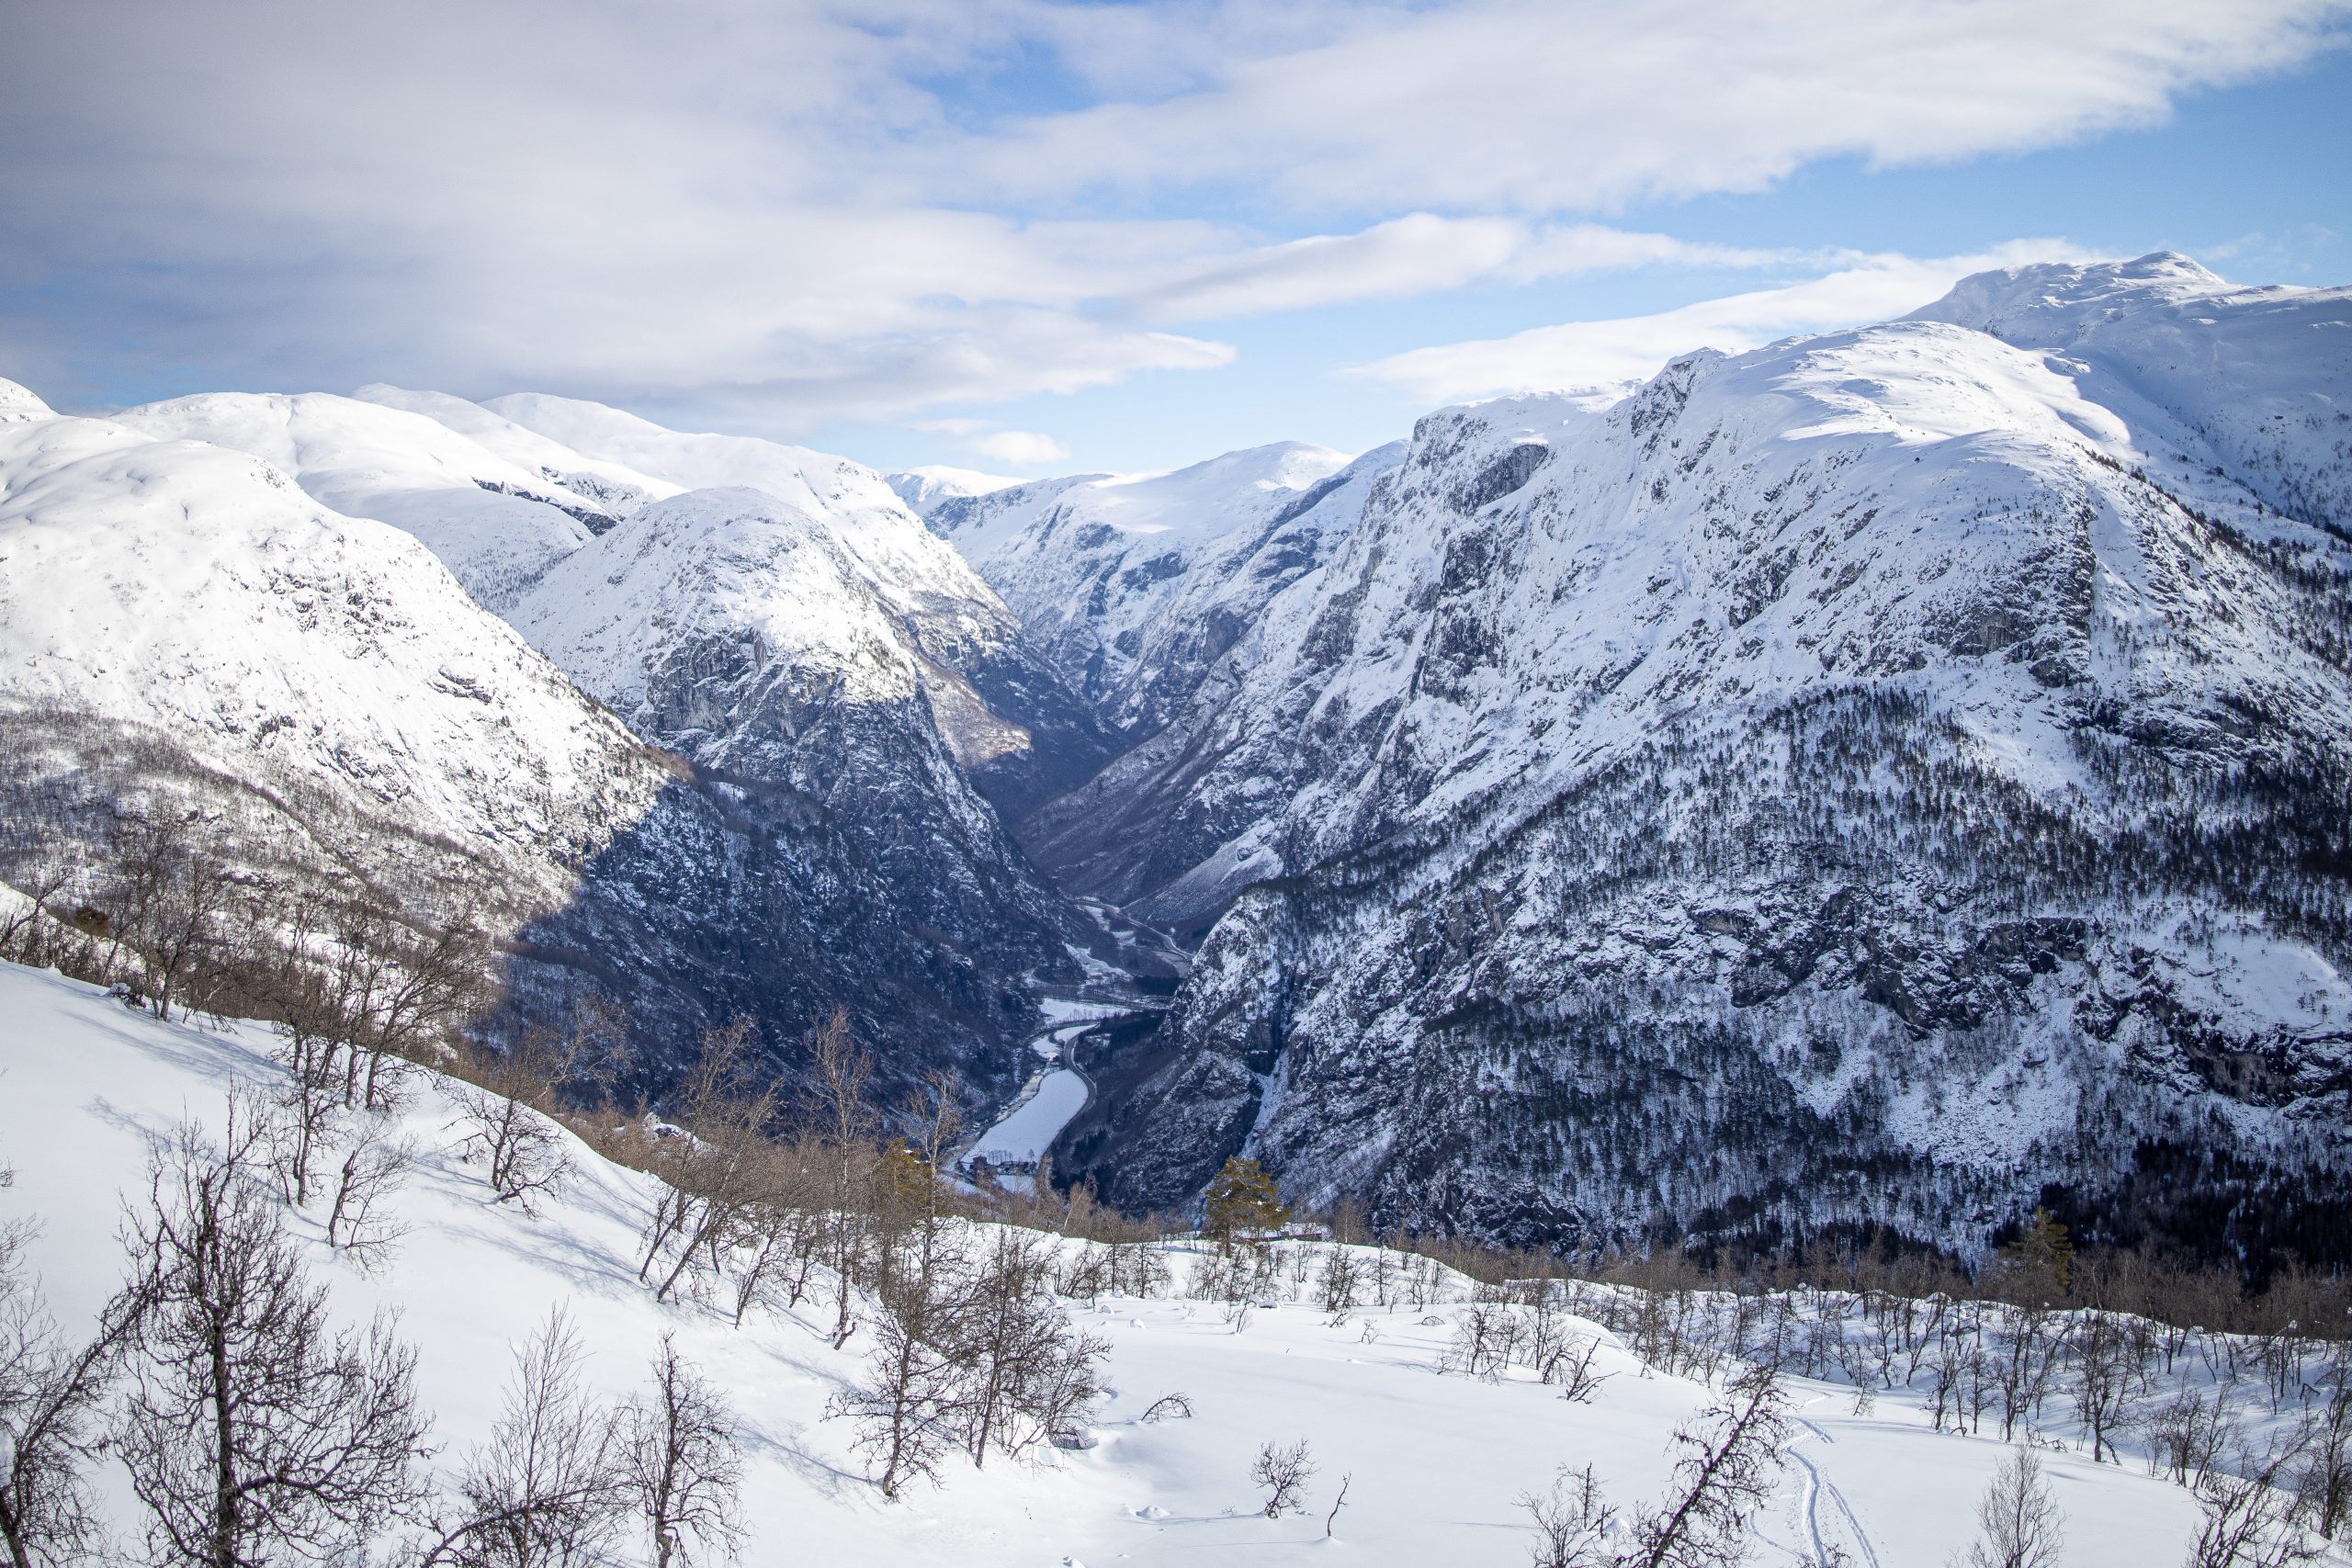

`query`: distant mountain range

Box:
[4,252,2346,1261]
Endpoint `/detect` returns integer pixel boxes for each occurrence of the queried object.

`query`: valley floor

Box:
[0,961,2236,1564]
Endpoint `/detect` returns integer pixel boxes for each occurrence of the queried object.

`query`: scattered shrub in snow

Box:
[1316,1247,1361,1313]
[633,1019,786,1305]
[1959,1446,2065,1568]
[1517,1461,1616,1568]
[1250,1438,1315,1519]
[452,1034,578,1215]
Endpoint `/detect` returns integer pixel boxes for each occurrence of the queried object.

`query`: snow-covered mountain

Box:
[918,443,1406,761]
[110,391,623,611]
[885,464,1022,513]
[467,392,1116,818]
[0,381,1062,1096]
[1035,255,2352,1259]
[11,249,2349,1273]
[506,486,1082,977]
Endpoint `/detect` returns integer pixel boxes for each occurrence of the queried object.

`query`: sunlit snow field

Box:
[0,961,2214,1565]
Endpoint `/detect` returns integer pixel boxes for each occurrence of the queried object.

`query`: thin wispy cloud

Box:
[964,0,2352,211]
[1345,243,2109,403]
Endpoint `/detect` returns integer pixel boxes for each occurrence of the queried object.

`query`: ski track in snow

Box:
[1789,1413,1881,1568]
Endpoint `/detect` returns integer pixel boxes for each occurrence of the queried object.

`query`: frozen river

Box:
[966,1067,1089,1169]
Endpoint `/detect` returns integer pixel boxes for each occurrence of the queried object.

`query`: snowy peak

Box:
[922,472,1113,560]
[354,383,683,520]
[511,486,922,718]
[0,377,54,422]
[482,391,902,527]
[924,443,1352,567]
[479,391,1017,639]
[1916,251,2352,533]
[1910,250,2236,343]
[1071,441,1354,543]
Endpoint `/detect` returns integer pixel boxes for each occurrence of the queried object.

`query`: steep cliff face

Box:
[1049,257,2352,1258]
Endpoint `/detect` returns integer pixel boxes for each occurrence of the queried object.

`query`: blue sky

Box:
[3,1,2346,478]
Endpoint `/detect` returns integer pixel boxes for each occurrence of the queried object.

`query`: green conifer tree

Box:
[1204,1156,1290,1247]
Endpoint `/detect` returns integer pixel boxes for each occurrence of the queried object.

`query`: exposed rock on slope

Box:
[507,487,1084,987]
[1047,257,2352,1260]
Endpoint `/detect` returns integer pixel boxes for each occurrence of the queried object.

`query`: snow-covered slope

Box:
[110,392,622,611]
[354,383,684,521]
[886,464,1022,513]
[0,383,1065,1094]
[1036,257,2352,1257]
[507,487,1084,975]
[921,443,1405,752]
[0,957,2220,1568]
[479,392,1116,817]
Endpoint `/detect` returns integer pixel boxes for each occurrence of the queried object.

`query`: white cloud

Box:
[1347,243,2107,403]
[1121,218,1791,323]
[0,1,2337,427]
[969,429,1072,466]
[972,0,2351,213]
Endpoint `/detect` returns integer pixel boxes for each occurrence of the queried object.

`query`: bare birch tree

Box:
[621,1337,742,1568]
[0,1224,136,1568]
[419,1309,630,1567]
[1957,1447,2064,1568]
[114,1116,429,1567]
[1619,1363,1789,1568]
